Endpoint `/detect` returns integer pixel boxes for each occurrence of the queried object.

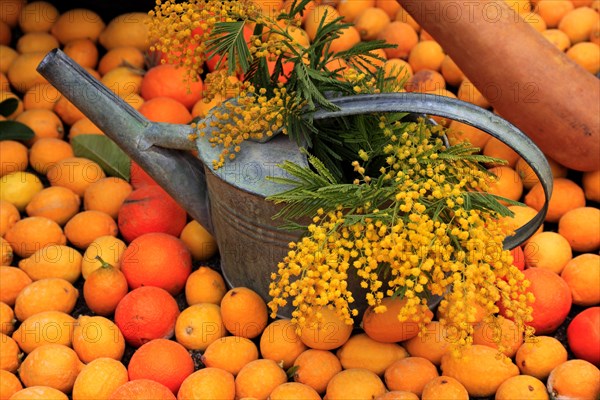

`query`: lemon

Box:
[179,220,218,261]
[0,171,43,211]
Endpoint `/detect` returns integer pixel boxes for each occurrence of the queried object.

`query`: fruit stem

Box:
[95,255,113,269]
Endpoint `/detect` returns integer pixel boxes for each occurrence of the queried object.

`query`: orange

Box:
[220,287,268,339]
[375,391,419,400]
[440,345,519,397]
[328,26,360,54]
[0,302,15,335]
[0,237,12,266]
[535,0,574,27]
[138,97,192,124]
[141,64,203,110]
[98,12,151,52]
[472,317,523,358]
[547,359,600,399]
[351,47,388,74]
[68,117,104,140]
[541,29,571,52]
[12,311,75,354]
[583,169,600,201]
[303,5,340,42]
[525,178,586,223]
[336,333,408,375]
[18,244,82,283]
[447,120,490,149]
[4,216,66,258]
[191,95,224,119]
[566,41,600,74]
[0,333,20,373]
[269,382,320,400]
[72,315,125,363]
[561,253,600,306]
[108,380,176,400]
[15,109,64,144]
[293,349,342,394]
[177,367,236,400]
[404,69,445,93]
[0,0,25,28]
[0,266,31,306]
[98,46,145,76]
[420,376,469,400]
[297,306,353,350]
[53,96,86,126]
[383,58,413,84]
[260,319,307,369]
[16,32,59,54]
[362,297,433,343]
[201,336,259,376]
[440,55,464,87]
[559,6,600,43]
[47,157,106,197]
[114,286,180,347]
[495,375,549,400]
[500,205,544,238]
[100,66,143,97]
[128,339,194,394]
[559,207,600,252]
[402,321,453,366]
[63,39,99,69]
[179,221,218,262]
[0,48,18,76]
[515,155,567,190]
[28,138,74,174]
[50,9,105,45]
[376,0,401,19]
[25,187,81,226]
[235,359,288,400]
[384,357,439,396]
[592,21,600,44]
[8,386,68,400]
[326,368,386,399]
[19,344,84,393]
[18,1,59,33]
[0,370,22,400]
[14,277,78,321]
[0,141,28,177]
[81,235,126,279]
[183,267,225,306]
[354,7,390,41]
[83,177,132,219]
[6,52,48,93]
[336,0,375,22]
[175,303,227,351]
[71,358,128,400]
[457,78,490,109]
[83,255,128,316]
[523,231,572,273]
[408,40,444,72]
[64,210,118,249]
[524,12,548,32]
[0,172,44,213]
[483,137,520,167]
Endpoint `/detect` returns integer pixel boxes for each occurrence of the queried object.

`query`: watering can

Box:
[37,49,552,317]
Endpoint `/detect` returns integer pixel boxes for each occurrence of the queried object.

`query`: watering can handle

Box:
[313,93,552,250]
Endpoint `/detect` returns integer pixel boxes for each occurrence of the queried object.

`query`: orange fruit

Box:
[0,0,25,28]
[561,253,600,306]
[19,244,82,284]
[175,303,227,351]
[336,0,375,22]
[420,376,469,400]
[114,286,180,347]
[68,120,103,141]
[12,311,75,354]
[304,5,340,42]
[83,177,132,220]
[71,358,128,400]
[591,21,600,44]
[15,32,59,54]
[81,235,127,279]
[4,216,66,258]
[18,1,59,33]
[377,22,418,60]
[0,48,17,76]
[22,83,61,111]
[7,52,48,93]
[375,391,419,400]
[525,178,586,223]
[402,321,453,366]
[523,231,572,273]
[567,41,600,74]
[547,359,600,399]
[28,138,74,175]
[98,12,151,52]
[440,345,520,397]
[0,200,20,237]
[177,367,236,400]
[260,319,307,369]
[457,78,490,109]
[83,255,128,316]
[541,29,572,52]
[559,6,600,43]
[8,386,68,400]
[297,306,353,350]
[72,315,125,363]
[293,349,342,394]
[376,0,401,19]
[447,120,491,149]
[0,141,27,177]
[98,46,145,76]
[108,380,176,400]
[63,39,99,69]
[128,338,194,394]
[404,69,445,93]
[141,64,203,110]
[47,157,106,197]
[220,287,268,339]
[100,66,143,97]
[53,96,86,126]
[138,96,192,124]
[336,333,408,375]
[14,278,78,321]
[0,333,20,373]
[0,266,32,306]
[384,357,439,396]
[15,109,64,144]
[582,169,600,201]
[472,317,524,358]
[201,336,259,376]
[270,383,320,400]
[362,297,433,343]
[517,337,566,380]
[326,368,386,400]
[19,344,84,393]
[515,155,567,190]
[50,8,105,45]
[483,137,520,167]
[0,301,15,335]
[64,210,118,249]
[440,55,464,87]
[25,186,81,226]
[500,205,544,239]
[495,375,549,400]
[0,370,22,400]
[184,267,226,306]
[1,170,44,212]
[354,7,390,41]
[179,221,218,262]
[235,359,288,400]
[328,26,360,54]
[535,0,574,27]
[408,40,444,72]
[383,58,413,84]
[191,95,224,119]
[558,207,600,252]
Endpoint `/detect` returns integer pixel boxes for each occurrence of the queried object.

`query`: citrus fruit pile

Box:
[1,0,599,399]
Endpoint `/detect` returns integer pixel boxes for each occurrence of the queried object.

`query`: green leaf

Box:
[0,121,35,141]
[0,98,19,117]
[72,134,130,180]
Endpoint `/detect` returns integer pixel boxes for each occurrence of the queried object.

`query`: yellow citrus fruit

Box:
[523,231,572,273]
[303,5,340,42]
[12,310,76,354]
[402,321,453,366]
[221,287,268,340]
[582,169,600,201]
[547,359,600,399]
[486,165,523,203]
[541,29,571,52]
[81,235,127,279]
[201,336,259,376]
[6,52,48,93]
[567,42,600,74]
[440,55,464,86]
[25,186,81,226]
[177,367,235,400]
[561,253,600,306]
[0,333,20,373]
[22,83,61,111]
[0,370,22,400]
[354,7,390,41]
[269,382,321,400]
[179,220,218,261]
[336,333,409,375]
[18,244,82,283]
[483,137,520,168]
[63,38,99,69]
[457,78,490,109]
[525,178,586,223]
[98,46,145,76]
[0,200,20,237]
[19,344,84,394]
[100,66,143,97]
[0,301,15,335]
[50,8,105,44]
[298,306,353,350]
[447,120,491,149]
[14,277,78,321]
[72,315,125,363]
[99,13,151,51]
[515,336,568,380]
[64,210,119,249]
[175,303,227,351]
[421,376,469,400]
[559,6,600,44]
[47,157,106,197]
[4,216,66,258]
[8,386,69,400]
[471,317,524,358]
[0,172,44,212]
[326,368,386,400]
[375,391,419,400]
[495,375,549,400]
[515,155,567,190]
[0,266,32,306]
[83,177,132,220]
[559,206,600,252]
[235,359,288,400]
[0,141,28,177]
[293,349,342,394]
[260,319,307,369]
[28,138,74,175]
[71,358,128,400]
[0,48,18,76]
[18,1,59,33]
[16,108,64,144]
[536,0,574,28]
[384,357,439,396]
[185,267,227,305]
[16,32,59,54]
[362,297,433,343]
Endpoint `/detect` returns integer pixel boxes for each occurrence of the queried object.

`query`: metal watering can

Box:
[37,49,552,317]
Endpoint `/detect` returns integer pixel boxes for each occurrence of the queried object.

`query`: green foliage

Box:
[0,99,35,141]
[72,134,131,180]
